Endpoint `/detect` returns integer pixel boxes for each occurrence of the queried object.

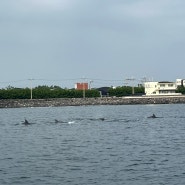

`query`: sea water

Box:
[1,104,185,185]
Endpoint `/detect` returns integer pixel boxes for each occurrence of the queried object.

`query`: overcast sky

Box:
[1,0,185,88]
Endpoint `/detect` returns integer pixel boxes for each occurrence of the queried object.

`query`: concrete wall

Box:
[1,96,185,108]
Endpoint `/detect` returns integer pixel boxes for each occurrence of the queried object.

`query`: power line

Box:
[0,79,27,83]
[0,78,124,84]
[0,77,144,89]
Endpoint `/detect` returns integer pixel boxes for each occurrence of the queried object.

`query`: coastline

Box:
[1,95,185,108]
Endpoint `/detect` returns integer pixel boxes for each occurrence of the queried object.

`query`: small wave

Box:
[19,176,31,179]
[106,118,140,123]
[3,157,13,160]
[126,163,140,167]
[54,119,76,124]
[42,137,53,140]
[178,116,185,118]
[68,121,75,124]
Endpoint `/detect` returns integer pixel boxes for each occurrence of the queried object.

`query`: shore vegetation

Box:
[0,85,145,99]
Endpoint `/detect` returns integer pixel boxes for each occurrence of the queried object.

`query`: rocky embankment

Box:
[1,96,185,108]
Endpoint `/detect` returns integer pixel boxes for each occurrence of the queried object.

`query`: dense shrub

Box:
[0,86,100,99]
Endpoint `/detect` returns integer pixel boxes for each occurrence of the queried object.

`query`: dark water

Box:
[1,104,185,185]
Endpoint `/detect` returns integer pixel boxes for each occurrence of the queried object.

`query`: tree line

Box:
[0,85,145,99]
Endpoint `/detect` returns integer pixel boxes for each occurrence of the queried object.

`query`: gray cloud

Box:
[1,0,185,88]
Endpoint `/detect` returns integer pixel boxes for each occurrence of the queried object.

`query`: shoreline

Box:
[1,95,185,108]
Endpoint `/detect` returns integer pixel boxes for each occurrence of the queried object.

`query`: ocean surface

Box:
[1,104,185,185]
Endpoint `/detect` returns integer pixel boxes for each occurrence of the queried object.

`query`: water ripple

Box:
[1,105,185,185]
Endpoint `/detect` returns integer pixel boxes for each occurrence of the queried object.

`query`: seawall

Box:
[1,95,185,108]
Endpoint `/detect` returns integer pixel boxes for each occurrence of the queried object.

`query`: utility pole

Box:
[83,77,86,98]
[140,76,147,86]
[28,78,33,99]
[125,77,135,95]
[89,80,93,90]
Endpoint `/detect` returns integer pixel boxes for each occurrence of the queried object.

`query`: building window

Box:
[168,84,174,87]
[160,84,165,87]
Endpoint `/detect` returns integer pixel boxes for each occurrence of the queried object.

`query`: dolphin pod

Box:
[21,114,165,126]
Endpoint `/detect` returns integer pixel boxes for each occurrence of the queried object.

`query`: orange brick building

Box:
[75,83,88,90]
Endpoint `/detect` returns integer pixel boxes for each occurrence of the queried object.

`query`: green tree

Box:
[108,86,144,97]
[176,86,185,94]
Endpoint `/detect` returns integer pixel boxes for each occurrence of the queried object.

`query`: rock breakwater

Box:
[1,96,185,108]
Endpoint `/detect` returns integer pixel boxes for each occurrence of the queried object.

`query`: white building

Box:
[144,81,181,96]
[176,79,185,87]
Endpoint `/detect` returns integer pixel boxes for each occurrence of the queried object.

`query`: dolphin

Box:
[147,114,157,118]
[22,119,30,125]
[54,119,67,123]
[55,119,59,123]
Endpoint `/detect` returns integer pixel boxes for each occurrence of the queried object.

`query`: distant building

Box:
[176,79,185,87]
[75,83,88,90]
[97,87,110,97]
[144,81,181,96]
